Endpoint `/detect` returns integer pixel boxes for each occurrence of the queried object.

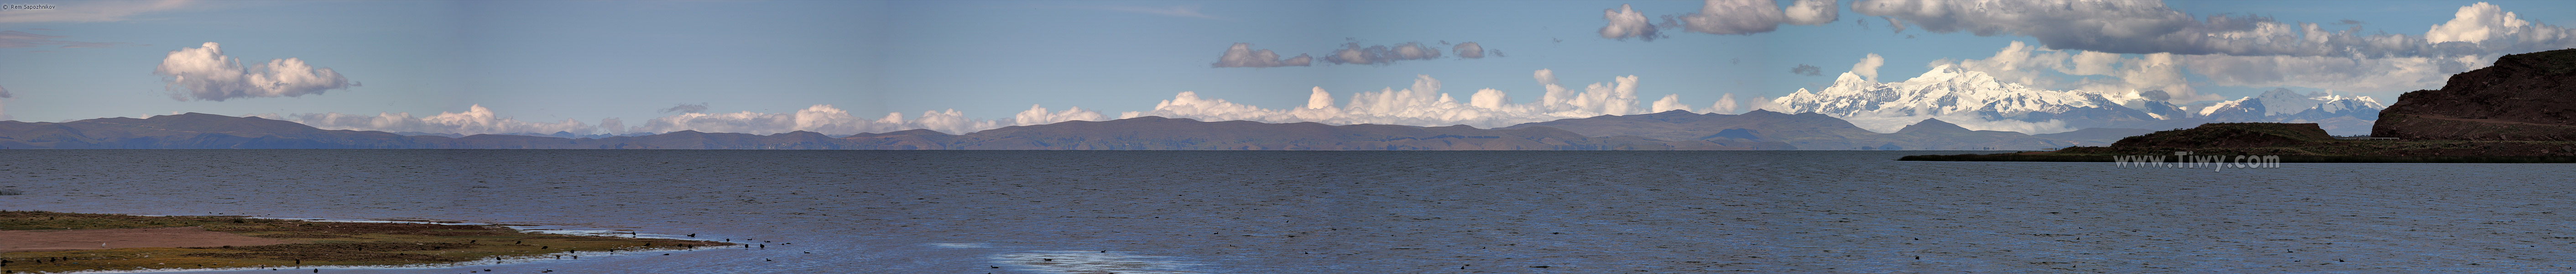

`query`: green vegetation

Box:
[2,211,730,273]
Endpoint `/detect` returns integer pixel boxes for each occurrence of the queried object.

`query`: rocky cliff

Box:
[2375,48,2576,140]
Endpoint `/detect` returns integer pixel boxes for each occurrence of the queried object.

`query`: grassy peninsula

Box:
[1,211,730,273]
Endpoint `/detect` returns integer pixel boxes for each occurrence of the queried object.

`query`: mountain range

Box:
[0,111,2148,150]
[1770,65,2387,136]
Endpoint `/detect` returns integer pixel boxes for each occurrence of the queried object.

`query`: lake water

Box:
[3,150,2574,273]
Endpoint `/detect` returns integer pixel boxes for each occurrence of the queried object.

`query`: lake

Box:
[3,150,2572,273]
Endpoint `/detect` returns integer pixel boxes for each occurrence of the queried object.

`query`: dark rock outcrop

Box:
[2376,48,2576,140]
[2107,123,2334,148]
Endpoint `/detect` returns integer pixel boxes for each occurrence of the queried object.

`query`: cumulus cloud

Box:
[0,85,13,98]
[1650,94,1695,113]
[1012,104,1106,126]
[1600,4,1663,41]
[1118,70,1660,128]
[2182,53,2482,95]
[1453,42,1485,59]
[1708,93,1745,115]
[1211,43,1314,68]
[1782,0,1839,25]
[2425,2,2562,46]
[154,42,355,101]
[1936,41,2206,103]
[659,103,709,113]
[1937,39,2481,102]
[1325,42,1442,65]
[1851,0,2575,58]
[1790,64,1823,76]
[1850,53,1884,81]
[1671,0,1840,35]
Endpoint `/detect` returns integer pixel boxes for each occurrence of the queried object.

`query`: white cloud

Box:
[2427,2,2541,45]
[1305,87,1336,110]
[1708,93,1744,115]
[1650,94,1695,113]
[1937,40,2466,102]
[289,105,599,136]
[1850,53,1884,81]
[1325,42,1442,65]
[1211,43,1314,68]
[0,0,186,23]
[1012,104,1107,126]
[289,104,1105,136]
[1599,4,1662,41]
[154,42,355,101]
[1674,0,1840,35]
[628,105,999,135]
[1782,0,1839,25]
[2182,53,2481,96]
[1119,70,1659,128]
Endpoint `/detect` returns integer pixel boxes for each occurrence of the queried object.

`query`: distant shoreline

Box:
[1898,153,2576,163]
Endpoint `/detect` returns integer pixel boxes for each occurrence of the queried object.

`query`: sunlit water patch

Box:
[995,250,1214,274]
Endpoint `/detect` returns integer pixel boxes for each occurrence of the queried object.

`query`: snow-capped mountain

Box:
[2193,88,2384,135]
[2195,88,2384,121]
[1769,65,2166,134]
[1766,65,2389,135]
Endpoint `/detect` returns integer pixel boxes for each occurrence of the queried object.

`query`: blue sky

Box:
[2,0,2572,135]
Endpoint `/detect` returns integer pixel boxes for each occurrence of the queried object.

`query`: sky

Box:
[2,0,2572,136]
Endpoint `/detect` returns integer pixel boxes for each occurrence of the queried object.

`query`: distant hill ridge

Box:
[0,111,2157,150]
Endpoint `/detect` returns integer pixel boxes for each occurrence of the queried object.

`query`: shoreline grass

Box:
[1,211,732,274]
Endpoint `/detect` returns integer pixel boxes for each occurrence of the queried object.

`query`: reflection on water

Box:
[3,150,2573,273]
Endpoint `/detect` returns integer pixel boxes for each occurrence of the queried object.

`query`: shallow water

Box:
[3,150,2574,273]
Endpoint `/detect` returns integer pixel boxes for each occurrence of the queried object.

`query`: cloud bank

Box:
[287,104,1109,136]
[1602,0,1840,40]
[1325,42,1442,65]
[1850,1,2574,58]
[1672,0,1840,35]
[1116,70,1663,128]
[155,42,355,101]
